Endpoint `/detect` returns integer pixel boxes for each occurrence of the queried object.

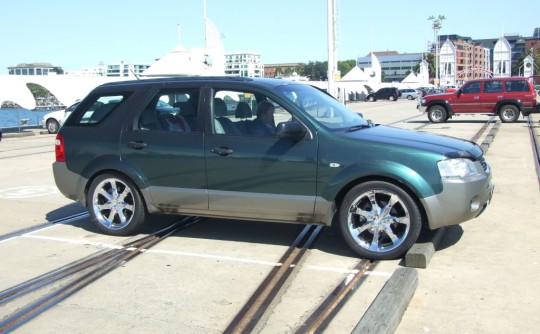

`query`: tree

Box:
[338,59,357,77]
[513,49,540,76]
[301,61,327,80]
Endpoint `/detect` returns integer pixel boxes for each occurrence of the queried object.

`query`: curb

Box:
[352,267,418,334]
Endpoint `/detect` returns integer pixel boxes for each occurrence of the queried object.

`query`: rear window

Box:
[505,80,529,92]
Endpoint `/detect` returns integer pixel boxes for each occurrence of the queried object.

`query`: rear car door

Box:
[203,86,319,223]
[482,80,503,112]
[120,87,207,212]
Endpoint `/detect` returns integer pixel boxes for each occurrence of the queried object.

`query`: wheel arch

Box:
[330,175,430,230]
[426,100,453,116]
[494,99,523,113]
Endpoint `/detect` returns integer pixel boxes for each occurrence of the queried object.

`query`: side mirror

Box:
[276,121,306,140]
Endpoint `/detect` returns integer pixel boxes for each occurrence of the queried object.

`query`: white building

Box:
[224,52,264,77]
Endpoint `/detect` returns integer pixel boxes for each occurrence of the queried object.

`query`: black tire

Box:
[427,105,448,123]
[46,119,60,134]
[407,95,414,100]
[87,173,147,236]
[338,181,422,260]
[498,105,519,123]
[389,96,396,101]
[368,95,375,102]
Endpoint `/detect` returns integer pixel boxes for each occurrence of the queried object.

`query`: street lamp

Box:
[428,15,445,87]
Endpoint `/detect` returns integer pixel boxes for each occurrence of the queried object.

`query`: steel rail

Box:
[526,116,540,188]
[0,216,199,333]
[223,224,324,334]
[0,212,89,243]
[294,259,372,334]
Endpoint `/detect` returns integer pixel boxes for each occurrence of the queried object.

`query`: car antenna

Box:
[130,69,141,80]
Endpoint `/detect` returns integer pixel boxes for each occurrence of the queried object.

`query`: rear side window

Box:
[137,89,199,133]
[505,80,529,92]
[484,81,502,93]
[71,95,127,124]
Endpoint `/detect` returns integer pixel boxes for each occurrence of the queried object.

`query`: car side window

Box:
[212,89,292,137]
[506,80,528,92]
[138,89,199,133]
[72,95,126,124]
[484,81,502,93]
[462,82,481,94]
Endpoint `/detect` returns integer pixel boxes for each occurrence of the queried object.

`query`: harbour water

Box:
[0,108,50,128]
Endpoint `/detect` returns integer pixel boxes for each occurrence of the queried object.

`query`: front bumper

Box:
[418,105,427,113]
[420,164,494,230]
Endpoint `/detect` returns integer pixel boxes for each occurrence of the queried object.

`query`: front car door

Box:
[203,85,319,223]
[453,81,482,113]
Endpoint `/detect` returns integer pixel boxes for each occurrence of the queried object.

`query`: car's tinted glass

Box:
[212,89,292,136]
[462,82,481,94]
[506,80,529,92]
[71,94,127,124]
[484,81,502,93]
[138,89,199,132]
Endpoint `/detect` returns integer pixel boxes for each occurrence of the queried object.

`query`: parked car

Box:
[53,77,493,260]
[398,89,419,100]
[42,101,80,134]
[419,77,539,123]
[0,128,2,142]
[365,87,400,102]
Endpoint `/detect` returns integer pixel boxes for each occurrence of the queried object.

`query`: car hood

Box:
[342,125,483,159]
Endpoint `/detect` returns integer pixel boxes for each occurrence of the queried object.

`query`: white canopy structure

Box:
[440,40,457,86]
[493,37,511,78]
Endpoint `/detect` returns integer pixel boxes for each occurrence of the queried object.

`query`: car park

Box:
[53,77,493,260]
[398,89,418,100]
[419,77,539,123]
[42,101,80,134]
[365,87,400,102]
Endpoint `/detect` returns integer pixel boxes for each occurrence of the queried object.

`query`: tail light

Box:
[55,134,65,162]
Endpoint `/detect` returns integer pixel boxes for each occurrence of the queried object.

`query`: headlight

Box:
[437,158,481,179]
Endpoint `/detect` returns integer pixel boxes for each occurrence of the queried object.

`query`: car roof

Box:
[98,76,294,90]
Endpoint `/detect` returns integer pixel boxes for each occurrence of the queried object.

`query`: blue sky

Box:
[1,0,538,73]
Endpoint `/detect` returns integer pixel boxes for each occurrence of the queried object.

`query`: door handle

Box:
[211,146,233,156]
[128,141,147,149]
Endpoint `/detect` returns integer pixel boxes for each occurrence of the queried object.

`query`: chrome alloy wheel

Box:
[346,189,410,254]
[91,177,135,231]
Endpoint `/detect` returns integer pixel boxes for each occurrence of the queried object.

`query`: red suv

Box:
[419,77,539,123]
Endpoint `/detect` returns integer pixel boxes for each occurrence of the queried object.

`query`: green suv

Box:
[53,77,493,260]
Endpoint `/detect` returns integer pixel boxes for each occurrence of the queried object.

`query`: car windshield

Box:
[275,83,369,131]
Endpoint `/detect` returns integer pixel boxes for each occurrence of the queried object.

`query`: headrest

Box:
[176,102,195,116]
[235,102,252,119]
[213,98,228,117]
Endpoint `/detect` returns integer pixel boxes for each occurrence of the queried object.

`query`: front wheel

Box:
[87,173,147,236]
[498,105,519,123]
[338,181,422,260]
[427,105,448,123]
[407,95,414,100]
[368,95,375,102]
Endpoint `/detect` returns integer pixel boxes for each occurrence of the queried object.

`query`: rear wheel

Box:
[87,173,147,236]
[407,95,414,100]
[428,105,448,123]
[498,105,519,123]
[46,119,60,134]
[338,181,422,260]
[389,96,396,101]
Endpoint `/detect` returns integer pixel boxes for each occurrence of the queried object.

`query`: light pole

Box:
[428,15,445,87]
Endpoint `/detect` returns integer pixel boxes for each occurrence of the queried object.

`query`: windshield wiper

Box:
[346,124,371,132]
